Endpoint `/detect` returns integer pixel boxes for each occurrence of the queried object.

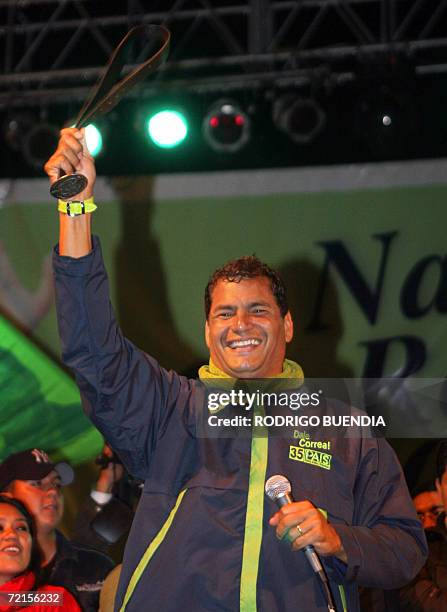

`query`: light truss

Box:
[0,0,447,107]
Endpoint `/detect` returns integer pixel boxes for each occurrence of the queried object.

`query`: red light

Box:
[235,114,245,126]
[210,116,219,128]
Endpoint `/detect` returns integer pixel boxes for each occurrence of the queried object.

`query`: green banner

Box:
[0,315,102,463]
[1,174,446,461]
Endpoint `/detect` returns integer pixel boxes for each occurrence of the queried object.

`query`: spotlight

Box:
[273,96,326,144]
[3,112,34,152]
[353,55,418,158]
[22,123,59,169]
[203,100,250,153]
[146,109,188,148]
[84,123,103,157]
[353,84,417,157]
[67,121,104,157]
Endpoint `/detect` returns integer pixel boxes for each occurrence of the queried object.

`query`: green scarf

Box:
[198,357,304,381]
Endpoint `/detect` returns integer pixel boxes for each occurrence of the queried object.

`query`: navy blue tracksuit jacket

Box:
[53,237,427,611]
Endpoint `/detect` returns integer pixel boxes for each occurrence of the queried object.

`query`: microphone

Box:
[265,474,337,612]
[265,474,324,574]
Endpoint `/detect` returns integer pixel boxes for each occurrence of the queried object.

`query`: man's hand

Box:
[44,127,96,200]
[95,444,124,494]
[269,500,348,563]
[45,127,96,258]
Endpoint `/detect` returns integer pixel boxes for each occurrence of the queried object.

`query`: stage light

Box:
[84,123,103,157]
[358,92,402,135]
[147,110,188,148]
[67,122,103,157]
[353,55,418,158]
[203,100,250,153]
[4,113,61,170]
[353,84,417,157]
[3,112,34,152]
[22,122,59,169]
[273,96,326,144]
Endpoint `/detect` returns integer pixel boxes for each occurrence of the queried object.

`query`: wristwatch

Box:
[58,197,97,217]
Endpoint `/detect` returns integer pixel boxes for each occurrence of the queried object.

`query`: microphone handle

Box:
[273,488,338,611]
[276,492,324,575]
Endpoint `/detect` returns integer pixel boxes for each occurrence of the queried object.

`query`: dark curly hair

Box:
[204,255,288,319]
[0,495,42,577]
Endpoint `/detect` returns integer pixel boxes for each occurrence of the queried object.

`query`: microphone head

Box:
[265,474,291,502]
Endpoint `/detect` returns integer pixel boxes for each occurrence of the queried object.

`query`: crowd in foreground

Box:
[0,441,445,611]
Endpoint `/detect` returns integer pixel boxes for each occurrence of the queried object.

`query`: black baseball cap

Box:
[0,449,74,491]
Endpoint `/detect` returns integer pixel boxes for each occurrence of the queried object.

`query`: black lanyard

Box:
[50,24,170,200]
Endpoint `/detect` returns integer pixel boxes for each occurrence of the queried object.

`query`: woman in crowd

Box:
[0,495,80,611]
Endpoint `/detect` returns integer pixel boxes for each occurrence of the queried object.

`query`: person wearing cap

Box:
[0,449,114,612]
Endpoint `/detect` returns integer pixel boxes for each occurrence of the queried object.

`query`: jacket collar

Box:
[0,570,35,592]
[55,530,78,562]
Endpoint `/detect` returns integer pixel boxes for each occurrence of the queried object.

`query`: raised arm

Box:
[44,127,95,258]
[47,130,196,479]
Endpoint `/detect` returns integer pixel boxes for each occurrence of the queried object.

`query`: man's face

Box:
[205,277,293,378]
[7,470,64,535]
[413,490,443,530]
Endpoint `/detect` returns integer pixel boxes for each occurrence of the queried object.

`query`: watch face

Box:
[50,173,88,199]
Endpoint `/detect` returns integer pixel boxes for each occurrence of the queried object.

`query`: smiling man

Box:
[45,128,427,612]
[0,449,113,611]
[204,260,293,378]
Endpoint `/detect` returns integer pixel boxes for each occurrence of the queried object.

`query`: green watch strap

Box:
[58,197,97,216]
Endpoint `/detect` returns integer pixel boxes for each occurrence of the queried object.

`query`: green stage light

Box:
[147,110,188,148]
[84,123,103,157]
[70,122,103,156]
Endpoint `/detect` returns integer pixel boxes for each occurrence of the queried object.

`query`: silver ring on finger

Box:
[296,524,304,538]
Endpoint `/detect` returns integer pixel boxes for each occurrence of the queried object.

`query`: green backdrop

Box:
[1,178,446,464]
